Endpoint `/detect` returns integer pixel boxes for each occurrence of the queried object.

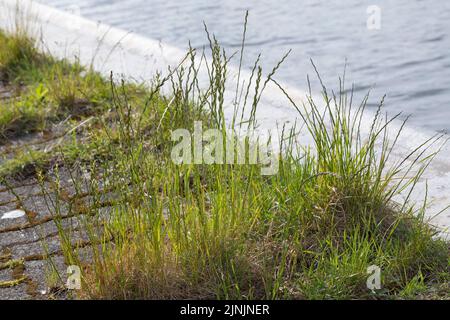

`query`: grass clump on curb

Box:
[0,29,116,142]
[0,28,47,83]
[0,21,449,300]
[0,28,148,179]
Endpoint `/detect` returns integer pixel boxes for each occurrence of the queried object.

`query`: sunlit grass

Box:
[0,18,448,300]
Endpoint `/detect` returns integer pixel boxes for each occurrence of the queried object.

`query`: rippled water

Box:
[38,0,450,131]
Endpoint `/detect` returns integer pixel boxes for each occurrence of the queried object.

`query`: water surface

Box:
[38,0,450,131]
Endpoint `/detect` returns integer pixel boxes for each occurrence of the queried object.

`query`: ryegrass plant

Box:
[46,39,448,299]
[0,17,448,300]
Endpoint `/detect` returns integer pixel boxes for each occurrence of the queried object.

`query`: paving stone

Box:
[0,204,29,230]
[0,283,29,300]
[0,269,10,282]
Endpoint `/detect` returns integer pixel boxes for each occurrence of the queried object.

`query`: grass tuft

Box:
[0,16,448,300]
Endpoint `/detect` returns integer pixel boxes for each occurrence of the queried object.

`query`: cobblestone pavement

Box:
[0,170,99,299]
